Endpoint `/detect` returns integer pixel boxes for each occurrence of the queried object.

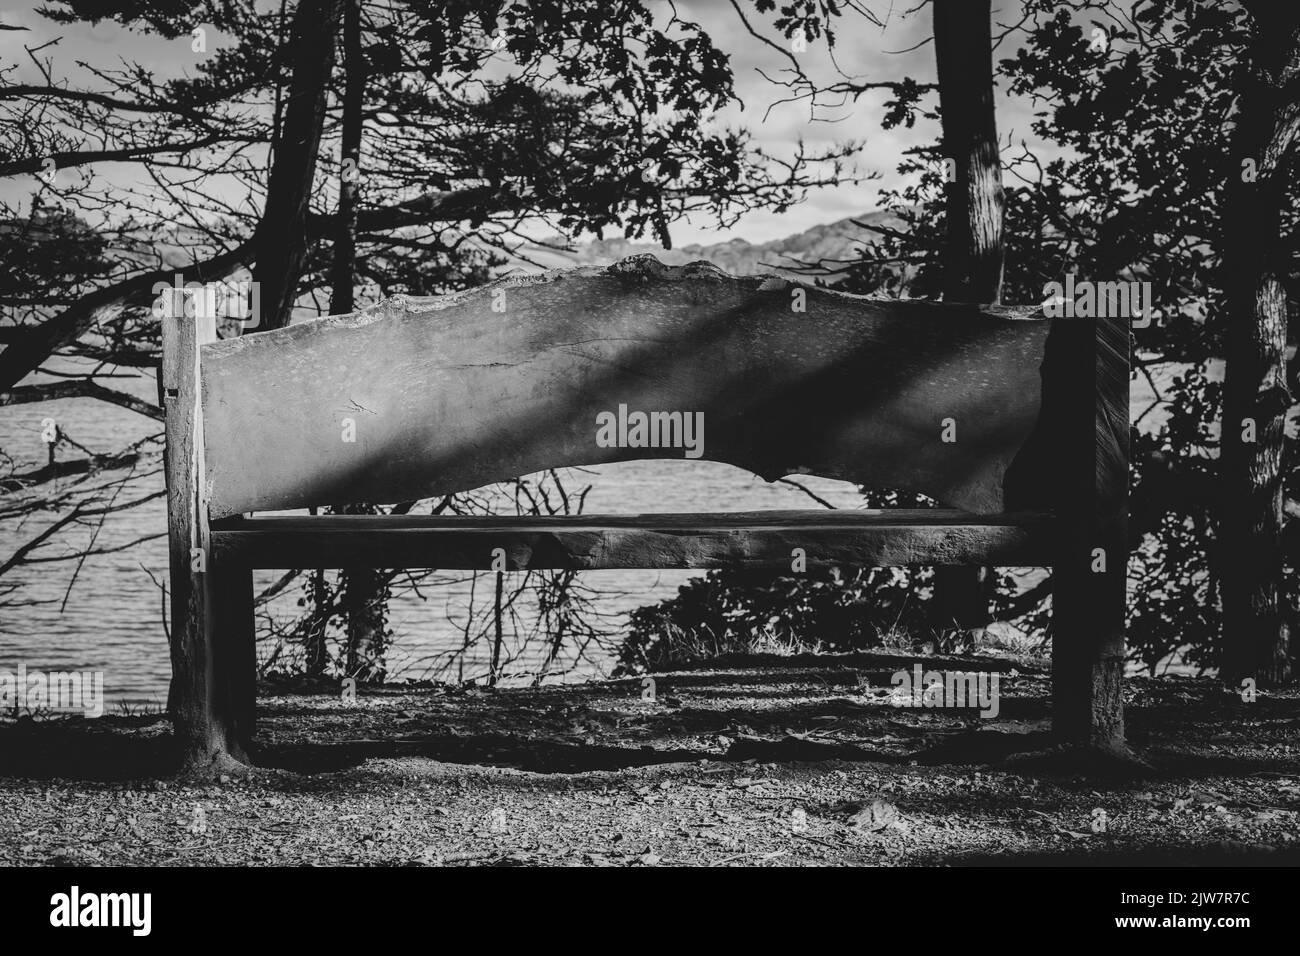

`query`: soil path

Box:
[2,653,1297,865]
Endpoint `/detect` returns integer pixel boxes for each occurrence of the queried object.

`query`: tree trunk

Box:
[931,0,1004,634]
[328,0,363,316]
[490,569,505,687]
[1219,5,1300,686]
[933,0,1004,303]
[303,566,330,679]
[252,0,344,332]
[327,0,390,680]
[342,561,389,681]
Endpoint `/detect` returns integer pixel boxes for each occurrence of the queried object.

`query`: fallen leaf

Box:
[849,800,903,833]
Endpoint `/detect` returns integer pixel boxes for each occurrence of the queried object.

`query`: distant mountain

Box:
[519,210,906,281]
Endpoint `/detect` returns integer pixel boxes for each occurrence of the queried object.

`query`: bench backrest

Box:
[171,257,1127,522]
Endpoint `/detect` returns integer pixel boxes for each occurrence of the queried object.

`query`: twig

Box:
[435,849,498,864]
[710,849,788,866]
[793,833,840,850]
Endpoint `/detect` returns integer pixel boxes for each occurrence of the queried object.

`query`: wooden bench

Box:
[162,256,1128,769]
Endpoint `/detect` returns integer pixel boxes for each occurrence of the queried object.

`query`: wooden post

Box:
[162,305,250,771]
[1049,312,1130,752]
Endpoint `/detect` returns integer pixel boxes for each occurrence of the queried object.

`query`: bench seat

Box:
[209,509,1056,570]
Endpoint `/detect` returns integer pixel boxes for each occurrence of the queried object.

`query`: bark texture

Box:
[1219,5,1300,685]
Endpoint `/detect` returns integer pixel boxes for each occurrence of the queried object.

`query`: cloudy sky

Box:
[669,0,1055,245]
[0,0,1057,246]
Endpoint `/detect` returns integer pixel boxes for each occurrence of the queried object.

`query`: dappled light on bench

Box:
[199,259,1058,518]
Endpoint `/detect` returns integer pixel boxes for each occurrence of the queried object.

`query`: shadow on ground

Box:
[1,652,1295,783]
[3,653,1298,866]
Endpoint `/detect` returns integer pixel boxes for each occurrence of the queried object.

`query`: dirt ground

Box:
[1,651,1298,866]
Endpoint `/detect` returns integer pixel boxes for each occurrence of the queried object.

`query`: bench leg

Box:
[169,560,250,772]
[212,563,257,755]
[1051,525,1126,751]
